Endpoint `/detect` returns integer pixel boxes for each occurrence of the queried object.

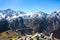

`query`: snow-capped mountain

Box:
[0,9,47,22]
[0,9,47,34]
[0,9,60,38]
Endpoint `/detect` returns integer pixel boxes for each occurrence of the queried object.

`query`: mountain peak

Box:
[56,9,60,13]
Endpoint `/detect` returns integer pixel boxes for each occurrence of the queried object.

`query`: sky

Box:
[0,0,60,14]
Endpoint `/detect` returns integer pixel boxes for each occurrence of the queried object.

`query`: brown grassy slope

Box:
[0,30,18,40]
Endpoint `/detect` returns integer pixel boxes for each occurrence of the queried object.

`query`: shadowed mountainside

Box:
[0,9,60,39]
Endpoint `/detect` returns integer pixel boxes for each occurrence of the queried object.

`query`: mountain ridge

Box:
[0,9,60,39]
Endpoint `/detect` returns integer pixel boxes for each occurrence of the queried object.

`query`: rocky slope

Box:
[0,9,60,39]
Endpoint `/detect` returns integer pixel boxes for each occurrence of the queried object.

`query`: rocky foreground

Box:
[0,9,60,40]
[0,30,60,40]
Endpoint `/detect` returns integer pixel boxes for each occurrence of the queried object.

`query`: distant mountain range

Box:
[0,9,60,38]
